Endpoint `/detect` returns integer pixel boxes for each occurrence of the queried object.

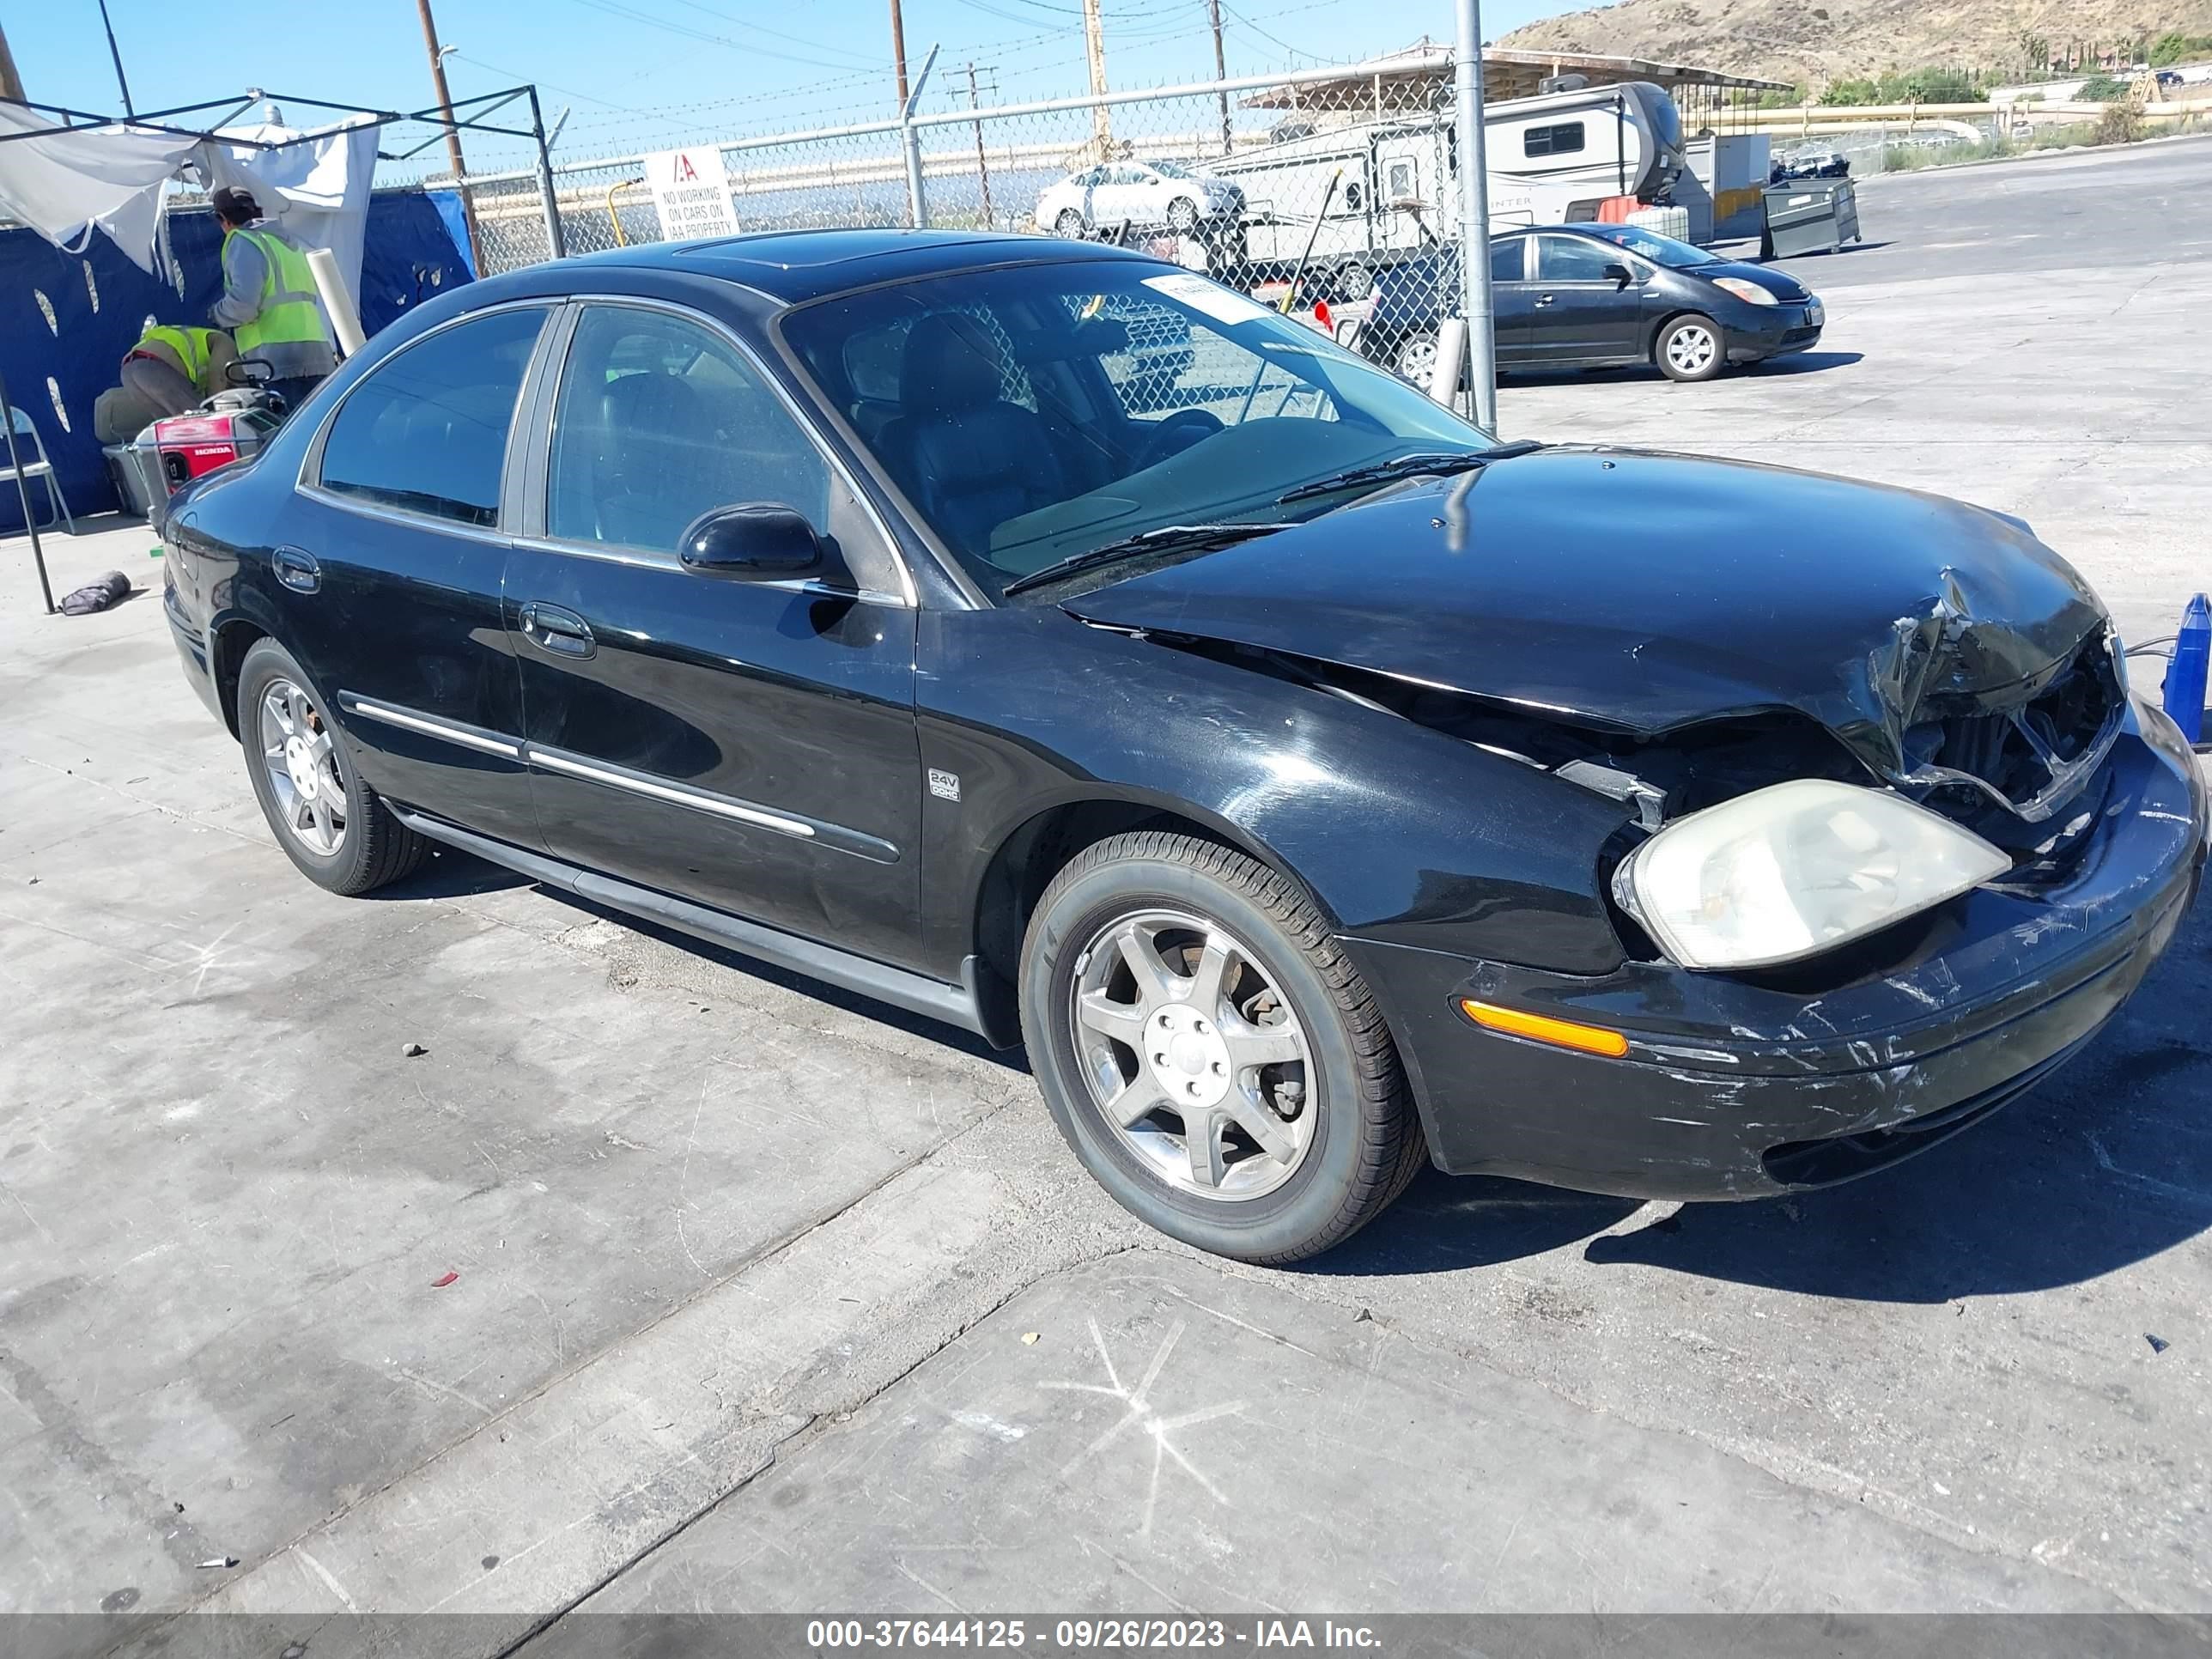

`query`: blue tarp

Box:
[2,186,475,534]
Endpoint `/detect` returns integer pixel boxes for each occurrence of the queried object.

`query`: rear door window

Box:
[316,307,546,526]
[1491,240,1527,283]
[1535,236,1620,283]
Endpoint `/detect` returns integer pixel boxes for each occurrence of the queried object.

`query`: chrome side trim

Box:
[340,695,524,758]
[337,693,896,860]
[524,746,817,840]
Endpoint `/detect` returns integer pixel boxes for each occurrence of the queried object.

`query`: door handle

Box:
[272,545,320,593]
[520,602,596,659]
[1534,293,1556,307]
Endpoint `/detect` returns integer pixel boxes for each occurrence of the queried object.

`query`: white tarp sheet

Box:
[0,105,380,293]
[0,102,201,271]
[202,117,380,304]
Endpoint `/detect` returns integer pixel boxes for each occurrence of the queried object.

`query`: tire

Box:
[1019,831,1425,1263]
[1656,313,1726,382]
[1165,197,1200,233]
[1055,208,1086,237]
[1331,260,1374,302]
[1393,327,1442,385]
[237,638,429,896]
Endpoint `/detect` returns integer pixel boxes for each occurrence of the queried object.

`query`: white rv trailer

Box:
[1214,81,1686,298]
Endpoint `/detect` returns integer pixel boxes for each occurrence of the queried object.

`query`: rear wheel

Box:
[1331,260,1374,301]
[1020,831,1425,1263]
[1656,313,1725,382]
[1165,196,1200,232]
[238,638,428,896]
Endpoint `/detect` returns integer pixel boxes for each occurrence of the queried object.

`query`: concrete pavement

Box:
[3,137,2209,1656]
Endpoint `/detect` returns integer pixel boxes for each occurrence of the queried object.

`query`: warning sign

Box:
[645,147,739,241]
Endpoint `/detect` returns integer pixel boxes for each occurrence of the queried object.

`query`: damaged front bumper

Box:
[1345,705,2209,1200]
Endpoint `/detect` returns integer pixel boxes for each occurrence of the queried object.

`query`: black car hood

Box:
[1060,447,2107,783]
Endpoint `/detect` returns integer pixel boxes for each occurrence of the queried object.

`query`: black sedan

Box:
[1364,222,1826,385]
[163,229,2206,1263]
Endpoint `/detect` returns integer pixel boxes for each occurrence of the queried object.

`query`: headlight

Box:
[1612,780,2010,971]
[1711,276,1778,307]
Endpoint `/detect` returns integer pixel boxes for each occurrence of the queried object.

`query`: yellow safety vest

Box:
[225,227,327,355]
[136,325,222,384]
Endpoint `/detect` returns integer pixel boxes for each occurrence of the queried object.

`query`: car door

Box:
[1487,235,1540,366]
[289,301,553,848]
[1524,234,1643,363]
[504,299,926,967]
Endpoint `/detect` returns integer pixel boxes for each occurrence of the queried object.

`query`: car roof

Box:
[544,228,1157,305]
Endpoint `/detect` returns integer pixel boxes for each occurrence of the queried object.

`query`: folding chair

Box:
[6,406,76,534]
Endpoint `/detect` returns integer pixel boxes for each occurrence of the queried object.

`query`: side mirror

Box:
[1602,263,1634,288]
[679,503,840,584]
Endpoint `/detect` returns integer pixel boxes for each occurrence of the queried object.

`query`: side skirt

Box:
[390,806,997,1042]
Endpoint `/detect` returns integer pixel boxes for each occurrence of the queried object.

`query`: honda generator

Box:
[133,387,285,501]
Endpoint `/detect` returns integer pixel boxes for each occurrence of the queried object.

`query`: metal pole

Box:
[1454,0,1498,430]
[900,46,939,229]
[0,366,58,616]
[95,0,134,115]
[527,86,567,260]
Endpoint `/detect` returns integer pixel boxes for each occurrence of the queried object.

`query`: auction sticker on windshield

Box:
[1144,272,1277,326]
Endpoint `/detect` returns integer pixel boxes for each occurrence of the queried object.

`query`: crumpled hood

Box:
[1061,447,2108,781]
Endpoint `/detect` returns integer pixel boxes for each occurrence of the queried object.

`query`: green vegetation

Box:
[2149,32,2212,67]
[1820,67,1985,106]
[2074,73,2130,100]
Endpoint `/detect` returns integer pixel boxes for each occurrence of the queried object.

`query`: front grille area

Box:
[1899,628,2124,829]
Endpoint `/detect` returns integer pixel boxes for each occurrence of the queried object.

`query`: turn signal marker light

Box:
[1458,999,1630,1058]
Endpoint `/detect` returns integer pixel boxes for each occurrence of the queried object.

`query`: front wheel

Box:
[1055,208,1086,237]
[1656,313,1726,382]
[1393,327,1441,385]
[1165,196,1200,232]
[238,638,428,895]
[1020,831,1425,1263]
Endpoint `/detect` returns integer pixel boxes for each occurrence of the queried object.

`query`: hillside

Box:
[1498,0,2212,88]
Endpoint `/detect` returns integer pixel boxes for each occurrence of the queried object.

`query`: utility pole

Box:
[414,0,484,270]
[965,64,996,229]
[1082,0,1111,155]
[0,18,28,104]
[95,0,134,114]
[1453,0,1497,430]
[1206,0,1231,155]
[890,0,911,107]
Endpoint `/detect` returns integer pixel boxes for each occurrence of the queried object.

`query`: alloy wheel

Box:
[258,678,348,857]
[1395,331,1439,383]
[1666,323,1718,376]
[1068,908,1316,1200]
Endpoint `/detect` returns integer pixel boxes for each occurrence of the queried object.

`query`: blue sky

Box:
[6,0,1582,168]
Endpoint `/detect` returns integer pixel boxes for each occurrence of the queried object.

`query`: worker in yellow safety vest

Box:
[209,185,337,411]
[117,323,238,422]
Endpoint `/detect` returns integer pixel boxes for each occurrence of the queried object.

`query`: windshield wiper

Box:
[1000,522,1285,597]
[1276,439,1547,505]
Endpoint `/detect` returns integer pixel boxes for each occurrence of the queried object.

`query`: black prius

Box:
[1364,222,1826,386]
[162,228,2207,1263]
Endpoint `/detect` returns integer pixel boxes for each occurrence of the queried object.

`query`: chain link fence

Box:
[458,67,1506,377]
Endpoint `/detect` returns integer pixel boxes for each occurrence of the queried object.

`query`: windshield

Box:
[782,259,1486,600]
[1575,223,1717,269]
[1148,160,1196,179]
